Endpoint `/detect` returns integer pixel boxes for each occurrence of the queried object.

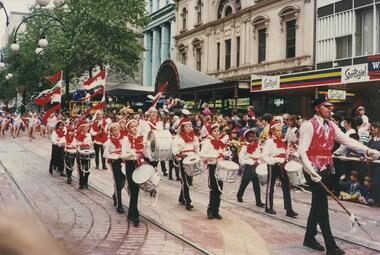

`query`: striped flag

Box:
[149,82,168,110]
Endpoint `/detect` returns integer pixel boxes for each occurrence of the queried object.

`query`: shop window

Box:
[336,35,352,59]
[225,39,232,70]
[286,20,296,58]
[196,48,202,71]
[258,28,266,63]
[236,36,240,67]
[356,8,373,56]
[181,8,188,31]
[217,42,221,71]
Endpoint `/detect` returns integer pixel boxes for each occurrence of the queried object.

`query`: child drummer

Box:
[122,119,146,226]
[49,120,66,177]
[237,129,265,207]
[262,121,298,218]
[64,125,76,184]
[103,123,125,214]
[74,120,93,190]
[200,124,230,220]
[172,118,200,211]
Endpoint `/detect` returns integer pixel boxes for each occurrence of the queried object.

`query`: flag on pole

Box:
[43,103,61,124]
[149,82,168,110]
[84,71,107,114]
[83,70,106,86]
[34,84,61,105]
[44,71,63,82]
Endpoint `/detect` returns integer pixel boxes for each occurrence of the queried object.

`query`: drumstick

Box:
[319,181,374,241]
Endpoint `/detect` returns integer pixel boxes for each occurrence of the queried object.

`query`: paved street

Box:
[0,136,379,255]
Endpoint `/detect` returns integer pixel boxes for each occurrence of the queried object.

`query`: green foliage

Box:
[0,0,149,102]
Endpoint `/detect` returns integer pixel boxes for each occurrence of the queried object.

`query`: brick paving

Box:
[0,136,379,255]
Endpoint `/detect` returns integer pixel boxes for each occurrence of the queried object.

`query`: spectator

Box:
[259,113,273,143]
[339,170,362,201]
[331,113,346,133]
[358,176,375,206]
[354,117,370,145]
[356,106,369,127]
[367,122,380,204]
[247,105,255,120]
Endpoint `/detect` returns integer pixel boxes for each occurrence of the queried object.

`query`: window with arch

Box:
[192,38,203,71]
[181,8,188,31]
[195,0,203,24]
[217,0,241,19]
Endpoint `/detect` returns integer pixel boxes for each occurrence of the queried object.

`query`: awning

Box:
[155,59,222,94]
[106,83,154,97]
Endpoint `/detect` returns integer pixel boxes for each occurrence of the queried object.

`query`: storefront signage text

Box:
[261,76,280,90]
[341,64,368,83]
[328,89,346,100]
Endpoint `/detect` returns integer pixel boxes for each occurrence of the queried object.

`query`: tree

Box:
[0,0,149,110]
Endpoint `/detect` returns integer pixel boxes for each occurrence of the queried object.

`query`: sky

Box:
[0,0,36,44]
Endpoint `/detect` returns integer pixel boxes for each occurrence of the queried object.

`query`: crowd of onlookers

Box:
[1,103,379,206]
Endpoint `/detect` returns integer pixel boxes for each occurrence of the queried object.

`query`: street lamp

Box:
[35,47,44,55]
[38,38,49,48]
[36,0,50,7]
[5,73,13,80]
[53,0,65,7]
[10,43,20,53]
[0,51,5,68]
[0,1,10,26]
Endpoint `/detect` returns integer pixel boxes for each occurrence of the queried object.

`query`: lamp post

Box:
[0,51,5,69]
[0,1,10,26]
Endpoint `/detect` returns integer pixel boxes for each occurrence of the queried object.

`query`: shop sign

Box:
[341,64,368,83]
[328,89,346,100]
[274,98,284,107]
[261,76,280,90]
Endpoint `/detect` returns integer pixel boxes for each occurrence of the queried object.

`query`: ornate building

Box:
[173,0,315,81]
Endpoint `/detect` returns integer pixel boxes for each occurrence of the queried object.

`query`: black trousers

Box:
[305,175,337,249]
[76,157,90,187]
[237,164,262,204]
[125,160,140,220]
[148,159,167,174]
[178,160,192,206]
[94,143,105,168]
[110,159,125,208]
[49,144,64,173]
[208,164,223,215]
[265,164,292,211]
[169,159,179,179]
[64,153,75,178]
[160,161,168,174]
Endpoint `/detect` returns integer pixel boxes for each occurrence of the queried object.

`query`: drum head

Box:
[284,161,302,172]
[256,163,268,174]
[183,155,200,165]
[218,160,239,170]
[133,165,154,184]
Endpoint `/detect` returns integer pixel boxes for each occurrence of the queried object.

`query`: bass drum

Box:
[284,160,306,186]
[147,130,172,161]
[132,164,160,192]
[255,163,268,185]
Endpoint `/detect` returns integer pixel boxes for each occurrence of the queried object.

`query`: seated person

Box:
[358,176,375,206]
[339,170,362,201]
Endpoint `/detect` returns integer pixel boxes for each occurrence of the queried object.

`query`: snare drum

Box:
[255,163,268,185]
[132,164,160,192]
[78,149,96,160]
[147,130,172,161]
[215,160,239,183]
[65,149,77,159]
[284,160,306,186]
[183,155,205,176]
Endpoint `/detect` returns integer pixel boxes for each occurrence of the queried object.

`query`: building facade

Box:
[173,0,315,82]
[143,0,176,87]
[316,0,380,69]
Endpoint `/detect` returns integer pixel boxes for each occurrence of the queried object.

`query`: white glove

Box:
[246,159,255,166]
[223,150,232,157]
[310,172,322,183]
[366,149,380,160]
[274,157,285,164]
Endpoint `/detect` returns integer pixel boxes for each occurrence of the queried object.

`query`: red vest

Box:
[92,120,108,144]
[306,117,335,171]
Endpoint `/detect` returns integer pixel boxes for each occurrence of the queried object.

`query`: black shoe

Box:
[49,167,53,175]
[186,204,193,211]
[265,208,276,215]
[116,207,124,214]
[286,210,298,218]
[169,176,173,180]
[133,219,139,227]
[214,214,222,220]
[112,194,117,206]
[60,172,67,177]
[207,210,214,219]
[237,197,243,203]
[303,239,325,251]
[79,185,84,190]
[176,177,181,181]
[178,200,185,205]
[102,166,108,170]
[163,172,168,176]
[67,177,72,184]
[256,202,265,208]
[326,246,345,255]
[84,184,89,189]
[95,166,99,170]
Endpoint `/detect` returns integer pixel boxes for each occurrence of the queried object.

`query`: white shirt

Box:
[171,135,200,159]
[51,130,66,146]
[298,115,368,176]
[334,128,356,155]
[199,138,226,165]
[103,138,126,160]
[239,143,261,166]
[138,120,164,138]
[261,138,287,165]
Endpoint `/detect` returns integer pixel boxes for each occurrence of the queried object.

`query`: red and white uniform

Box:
[239,141,261,166]
[65,127,76,151]
[172,132,200,159]
[90,119,108,145]
[200,136,228,165]
[51,129,66,147]
[123,133,146,166]
[299,115,368,175]
[103,135,123,161]
[138,119,164,138]
[74,132,92,151]
[262,136,288,165]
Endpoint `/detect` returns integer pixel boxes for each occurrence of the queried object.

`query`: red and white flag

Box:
[34,81,62,105]
[83,70,106,86]
[149,82,168,110]
[44,71,63,82]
